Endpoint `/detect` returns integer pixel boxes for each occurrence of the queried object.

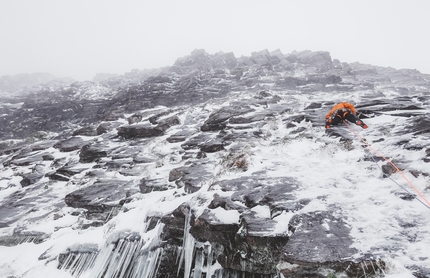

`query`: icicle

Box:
[58,250,97,278]
[112,239,131,277]
[71,254,86,276]
[193,247,204,278]
[113,240,136,277]
[369,260,376,274]
[130,247,163,278]
[118,239,141,278]
[205,243,213,277]
[101,238,125,278]
[376,259,386,275]
[105,206,117,221]
[177,208,196,278]
[82,242,114,278]
[73,252,98,278]
[240,257,248,274]
[77,223,165,278]
[59,253,74,270]
[90,213,162,278]
[68,253,82,274]
[360,261,368,278]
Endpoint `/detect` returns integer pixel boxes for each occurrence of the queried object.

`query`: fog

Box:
[1,0,429,81]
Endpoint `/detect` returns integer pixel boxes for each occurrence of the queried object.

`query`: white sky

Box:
[1,0,429,81]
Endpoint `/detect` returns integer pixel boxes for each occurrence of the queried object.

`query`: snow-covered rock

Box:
[1,49,430,278]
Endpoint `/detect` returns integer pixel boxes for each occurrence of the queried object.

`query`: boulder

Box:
[126,113,143,125]
[20,172,44,187]
[96,122,122,135]
[201,106,255,132]
[64,178,135,213]
[166,133,188,143]
[19,164,45,187]
[72,126,98,136]
[117,123,164,139]
[155,115,180,132]
[5,151,50,166]
[48,166,87,181]
[79,142,110,163]
[212,176,299,207]
[139,178,171,194]
[168,167,189,182]
[173,162,213,193]
[54,137,89,152]
[181,133,214,151]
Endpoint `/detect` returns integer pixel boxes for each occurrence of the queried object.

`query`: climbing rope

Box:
[343,120,430,209]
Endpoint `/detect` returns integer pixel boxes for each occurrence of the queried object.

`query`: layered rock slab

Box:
[279,211,385,277]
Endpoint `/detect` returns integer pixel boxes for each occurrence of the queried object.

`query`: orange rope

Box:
[343,120,430,207]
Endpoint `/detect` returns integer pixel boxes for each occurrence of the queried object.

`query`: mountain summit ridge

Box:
[1,49,429,140]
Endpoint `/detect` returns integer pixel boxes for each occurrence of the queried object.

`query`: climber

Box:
[325,102,368,129]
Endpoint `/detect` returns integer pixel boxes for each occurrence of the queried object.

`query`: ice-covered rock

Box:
[1,49,430,278]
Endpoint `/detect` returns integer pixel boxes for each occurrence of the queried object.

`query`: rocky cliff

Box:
[1,49,430,278]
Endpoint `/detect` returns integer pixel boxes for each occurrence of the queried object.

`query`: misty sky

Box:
[1,0,429,81]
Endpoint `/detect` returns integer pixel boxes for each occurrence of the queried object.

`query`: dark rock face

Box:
[190,209,289,275]
[64,178,135,213]
[283,211,357,262]
[180,177,304,274]
[280,211,384,277]
[160,203,188,242]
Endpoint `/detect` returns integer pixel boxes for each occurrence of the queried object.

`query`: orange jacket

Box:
[325,102,357,119]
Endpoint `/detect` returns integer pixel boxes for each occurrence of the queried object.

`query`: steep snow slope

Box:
[0,49,429,278]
